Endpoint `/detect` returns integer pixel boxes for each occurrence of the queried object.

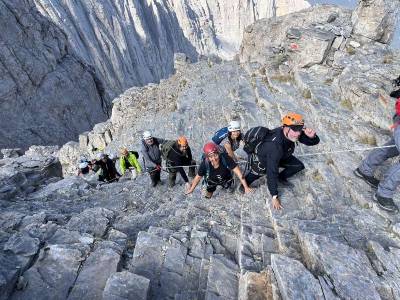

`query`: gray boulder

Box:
[103,271,150,300]
[0,0,107,149]
[67,207,115,237]
[271,254,324,299]
[351,0,399,44]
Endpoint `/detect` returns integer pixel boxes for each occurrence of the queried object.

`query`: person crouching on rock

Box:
[120,148,142,180]
[243,113,319,210]
[140,131,165,187]
[354,98,400,213]
[93,153,120,182]
[185,142,252,198]
[165,136,196,188]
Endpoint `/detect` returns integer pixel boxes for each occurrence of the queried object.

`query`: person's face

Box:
[230,130,240,139]
[101,157,107,162]
[285,127,302,142]
[179,144,188,152]
[122,151,128,157]
[145,138,153,145]
[207,152,220,165]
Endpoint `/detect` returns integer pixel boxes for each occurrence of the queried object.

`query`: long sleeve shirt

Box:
[140,138,165,169]
[167,143,193,183]
[120,152,142,175]
[257,127,320,196]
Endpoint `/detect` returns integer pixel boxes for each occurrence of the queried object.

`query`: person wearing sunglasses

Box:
[165,136,196,188]
[186,142,252,198]
[243,113,319,210]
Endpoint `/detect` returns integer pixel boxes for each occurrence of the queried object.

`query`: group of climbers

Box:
[76,93,399,213]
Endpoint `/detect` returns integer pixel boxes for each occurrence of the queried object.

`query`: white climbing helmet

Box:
[79,162,88,169]
[97,152,106,160]
[228,120,241,132]
[143,131,152,140]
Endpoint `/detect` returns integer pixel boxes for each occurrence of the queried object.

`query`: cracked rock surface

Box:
[1,1,400,299]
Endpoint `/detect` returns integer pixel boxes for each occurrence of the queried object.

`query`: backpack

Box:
[160,140,176,160]
[130,151,139,159]
[243,126,271,155]
[211,127,229,145]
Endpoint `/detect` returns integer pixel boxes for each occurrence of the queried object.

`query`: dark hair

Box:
[228,131,242,143]
[80,166,90,174]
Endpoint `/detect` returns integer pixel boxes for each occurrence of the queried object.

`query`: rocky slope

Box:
[1,1,400,299]
[0,0,108,150]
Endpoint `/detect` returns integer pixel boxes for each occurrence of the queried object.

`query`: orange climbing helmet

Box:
[177,136,188,147]
[282,113,304,127]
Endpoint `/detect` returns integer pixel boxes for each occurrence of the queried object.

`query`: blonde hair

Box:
[120,147,129,156]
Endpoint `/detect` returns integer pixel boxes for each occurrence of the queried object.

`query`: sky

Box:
[308,0,399,48]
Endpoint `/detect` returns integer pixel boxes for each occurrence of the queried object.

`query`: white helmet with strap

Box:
[228,120,241,132]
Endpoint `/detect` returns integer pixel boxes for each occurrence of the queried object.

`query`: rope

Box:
[296,144,396,158]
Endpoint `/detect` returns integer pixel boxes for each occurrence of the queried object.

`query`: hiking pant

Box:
[245,155,304,185]
[168,160,196,186]
[359,128,400,198]
[147,167,161,186]
[205,177,234,193]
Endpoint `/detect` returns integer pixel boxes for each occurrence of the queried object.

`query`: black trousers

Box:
[148,167,161,186]
[205,176,234,193]
[245,155,304,186]
[168,160,196,185]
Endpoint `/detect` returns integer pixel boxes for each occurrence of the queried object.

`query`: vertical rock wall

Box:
[0,0,107,149]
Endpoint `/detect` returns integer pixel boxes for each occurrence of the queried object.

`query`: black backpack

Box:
[243,126,271,155]
[128,151,139,159]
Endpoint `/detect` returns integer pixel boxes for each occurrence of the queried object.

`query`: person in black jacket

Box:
[166,136,196,188]
[93,153,120,182]
[244,113,320,210]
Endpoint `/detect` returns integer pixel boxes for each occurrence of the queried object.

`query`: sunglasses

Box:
[207,152,218,158]
[289,125,304,132]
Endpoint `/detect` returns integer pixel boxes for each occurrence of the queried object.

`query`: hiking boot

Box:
[238,185,245,194]
[205,191,213,199]
[168,173,176,188]
[278,177,294,188]
[354,168,379,188]
[373,193,399,213]
[151,180,158,187]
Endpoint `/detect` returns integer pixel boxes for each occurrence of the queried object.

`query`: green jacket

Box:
[120,153,142,175]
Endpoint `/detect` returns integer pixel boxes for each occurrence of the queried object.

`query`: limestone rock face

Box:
[352,0,400,43]
[33,0,310,102]
[2,2,400,300]
[0,0,107,150]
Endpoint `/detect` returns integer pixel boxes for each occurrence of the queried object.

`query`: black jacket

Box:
[94,158,119,181]
[257,127,320,196]
[167,143,193,182]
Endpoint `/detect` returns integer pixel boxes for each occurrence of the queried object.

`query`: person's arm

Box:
[232,166,252,193]
[224,142,237,161]
[130,154,142,173]
[186,147,193,161]
[259,144,281,198]
[394,125,400,151]
[185,175,202,194]
[120,158,126,175]
[299,129,320,145]
[177,166,189,183]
